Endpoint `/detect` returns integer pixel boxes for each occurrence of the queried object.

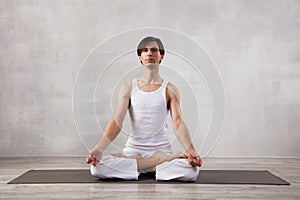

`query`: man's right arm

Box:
[86,81,132,166]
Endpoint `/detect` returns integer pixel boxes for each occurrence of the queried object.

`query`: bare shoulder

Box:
[119,80,132,98]
[166,82,179,99]
[120,80,132,90]
[166,82,180,97]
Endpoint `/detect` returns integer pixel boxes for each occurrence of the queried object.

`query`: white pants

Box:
[90,155,199,181]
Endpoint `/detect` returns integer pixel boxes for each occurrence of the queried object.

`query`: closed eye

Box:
[150,48,158,52]
[141,48,159,52]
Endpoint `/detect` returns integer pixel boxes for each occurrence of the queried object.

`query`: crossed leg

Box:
[110,151,187,172]
[90,150,198,181]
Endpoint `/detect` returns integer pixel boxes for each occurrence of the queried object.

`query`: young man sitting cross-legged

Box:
[86,36,202,181]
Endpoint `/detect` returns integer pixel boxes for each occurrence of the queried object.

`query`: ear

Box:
[138,56,143,65]
[160,55,164,61]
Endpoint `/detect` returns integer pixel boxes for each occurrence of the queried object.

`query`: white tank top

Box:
[123,79,172,155]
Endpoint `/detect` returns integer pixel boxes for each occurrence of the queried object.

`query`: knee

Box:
[89,155,115,178]
[90,155,139,180]
[90,162,106,178]
[156,159,199,182]
[172,159,199,181]
[181,165,199,182]
[90,165,98,177]
[179,159,199,181]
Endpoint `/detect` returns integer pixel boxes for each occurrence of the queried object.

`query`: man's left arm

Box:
[167,83,202,167]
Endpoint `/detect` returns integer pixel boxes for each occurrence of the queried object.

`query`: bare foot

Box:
[110,153,128,158]
[110,153,143,160]
[177,151,188,159]
[129,154,143,160]
[151,150,187,164]
[166,151,188,162]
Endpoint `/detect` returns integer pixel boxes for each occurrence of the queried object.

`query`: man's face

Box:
[139,41,164,66]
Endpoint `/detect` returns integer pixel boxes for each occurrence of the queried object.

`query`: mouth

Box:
[145,59,155,62]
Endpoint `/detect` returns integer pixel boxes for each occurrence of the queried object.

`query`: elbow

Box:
[173,117,183,134]
[112,117,123,130]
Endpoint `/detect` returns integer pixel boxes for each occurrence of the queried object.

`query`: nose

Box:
[146,49,153,55]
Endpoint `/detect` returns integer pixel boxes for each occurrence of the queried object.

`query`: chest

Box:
[137,83,161,92]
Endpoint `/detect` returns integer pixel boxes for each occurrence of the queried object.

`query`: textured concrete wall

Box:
[0,0,299,157]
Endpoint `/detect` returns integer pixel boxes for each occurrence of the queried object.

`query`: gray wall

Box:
[0,0,299,157]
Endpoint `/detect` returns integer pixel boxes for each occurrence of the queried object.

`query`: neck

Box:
[138,64,162,84]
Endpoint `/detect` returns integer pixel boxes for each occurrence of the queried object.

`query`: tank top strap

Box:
[131,79,138,95]
[162,79,168,91]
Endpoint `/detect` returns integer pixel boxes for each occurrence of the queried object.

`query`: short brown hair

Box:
[137,36,165,56]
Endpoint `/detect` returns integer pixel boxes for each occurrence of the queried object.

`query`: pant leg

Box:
[156,159,199,181]
[90,155,139,180]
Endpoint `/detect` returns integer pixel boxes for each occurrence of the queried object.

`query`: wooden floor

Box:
[0,157,299,200]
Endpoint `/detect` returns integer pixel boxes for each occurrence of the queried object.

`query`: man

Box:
[86,36,202,181]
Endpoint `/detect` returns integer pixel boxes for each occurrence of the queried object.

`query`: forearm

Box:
[93,118,121,152]
[174,121,202,167]
[174,120,197,154]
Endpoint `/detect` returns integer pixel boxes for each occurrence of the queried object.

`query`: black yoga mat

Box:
[7,169,289,185]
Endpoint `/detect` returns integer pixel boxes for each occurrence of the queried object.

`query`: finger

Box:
[196,159,202,167]
[92,158,99,166]
[87,154,97,165]
[192,158,198,166]
[189,153,196,160]
[92,158,96,166]
[87,154,94,163]
[195,156,200,163]
[195,156,201,166]
[188,155,193,164]
[87,158,93,164]
[190,156,201,167]
[197,156,202,166]
[192,154,199,161]
[86,155,92,164]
